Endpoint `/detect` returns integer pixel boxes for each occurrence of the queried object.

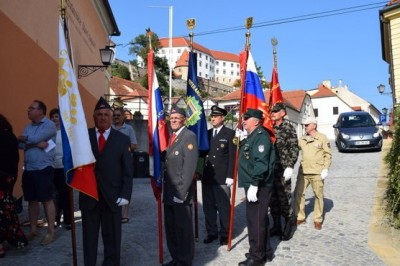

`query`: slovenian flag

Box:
[185,51,209,151]
[241,50,275,142]
[147,49,169,199]
[58,17,98,200]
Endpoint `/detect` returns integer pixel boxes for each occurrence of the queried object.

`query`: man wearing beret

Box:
[238,108,275,266]
[269,103,299,240]
[80,97,133,266]
[293,117,331,230]
[163,106,199,266]
[202,105,235,246]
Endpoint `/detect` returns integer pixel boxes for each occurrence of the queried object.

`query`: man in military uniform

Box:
[202,105,235,246]
[293,117,332,230]
[163,106,199,266]
[269,103,299,240]
[238,109,275,266]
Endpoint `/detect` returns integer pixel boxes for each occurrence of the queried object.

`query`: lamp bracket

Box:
[78,65,109,79]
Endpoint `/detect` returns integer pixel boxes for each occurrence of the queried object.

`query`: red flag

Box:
[268,67,284,110]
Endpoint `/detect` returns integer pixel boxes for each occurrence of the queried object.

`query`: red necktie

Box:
[169,133,177,146]
[98,130,106,152]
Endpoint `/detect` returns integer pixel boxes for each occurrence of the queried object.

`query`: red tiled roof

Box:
[311,84,336,98]
[388,0,400,6]
[175,50,189,67]
[109,76,148,100]
[216,88,307,112]
[159,37,211,54]
[210,50,239,63]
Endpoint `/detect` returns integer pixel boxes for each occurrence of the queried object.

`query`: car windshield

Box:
[340,114,376,128]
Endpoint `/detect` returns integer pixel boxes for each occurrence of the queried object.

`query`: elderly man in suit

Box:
[79,97,133,266]
[202,105,235,246]
[163,106,199,266]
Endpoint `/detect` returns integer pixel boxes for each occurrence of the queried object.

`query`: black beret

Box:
[170,106,186,117]
[94,97,112,111]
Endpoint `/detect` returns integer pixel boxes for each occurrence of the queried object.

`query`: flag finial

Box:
[271,37,278,69]
[186,18,196,51]
[245,17,253,50]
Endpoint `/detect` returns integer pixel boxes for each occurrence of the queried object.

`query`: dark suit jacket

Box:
[202,126,235,185]
[163,127,198,205]
[79,128,133,212]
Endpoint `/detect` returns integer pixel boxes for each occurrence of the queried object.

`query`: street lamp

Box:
[78,45,115,78]
[382,107,388,114]
[377,84,391,95]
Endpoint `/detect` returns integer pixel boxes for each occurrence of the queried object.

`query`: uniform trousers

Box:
[164,203,194,266]
[245,186,272,262]
[270,163,292,219]
[202,183,230,237]
[81,198,122,266]
[294,171,324,223]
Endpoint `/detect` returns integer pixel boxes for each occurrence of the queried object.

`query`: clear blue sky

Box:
[109,0,392,112]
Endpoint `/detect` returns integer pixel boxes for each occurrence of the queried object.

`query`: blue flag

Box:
[185,51,209,151]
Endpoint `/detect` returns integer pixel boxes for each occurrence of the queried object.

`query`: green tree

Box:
[128,31,170,95]
[111,63,131,80]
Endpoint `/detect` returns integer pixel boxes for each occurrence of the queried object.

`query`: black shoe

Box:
[245,253,273,262]
[238,257,265,266]
[269,225,282,237]
[162,259,177,266]
[220,236,228,245]
[281,219,293,241]
[203,235,218,244]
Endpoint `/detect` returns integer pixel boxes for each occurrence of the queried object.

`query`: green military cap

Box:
[243,108,263,120]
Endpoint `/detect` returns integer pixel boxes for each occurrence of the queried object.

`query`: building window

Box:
[206,63,208,69]
[205,74,208,78]
[231,71,234,76]
[231,63,234,67]
[223,62,226,67]
[162,50,166,54]
[313,108,318,117]
[236,71,239,76]
[333,106,339,115]
[216,69,219,74]
[177,49,181,53]
[237,64,239,68]
[199,72,202,76]
[223,70,226,75]
[199,53,202,58]
[199,61,202,67]
[216,61,219,65]
[206,55,208,60]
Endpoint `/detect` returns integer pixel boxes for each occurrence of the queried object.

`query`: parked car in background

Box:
[333,111,383,152]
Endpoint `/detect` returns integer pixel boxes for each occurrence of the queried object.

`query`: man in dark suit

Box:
[79,97,133,266]
[163,106,199,266]
[202,105,235,246]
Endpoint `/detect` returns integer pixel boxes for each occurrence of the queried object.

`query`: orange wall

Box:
[0,0,114,197]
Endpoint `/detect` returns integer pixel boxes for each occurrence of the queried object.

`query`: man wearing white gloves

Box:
[238,109,275,266]
[202,105,235,246]
[269,103,299,240]
[293,117,332,230]
[81,97,133,265]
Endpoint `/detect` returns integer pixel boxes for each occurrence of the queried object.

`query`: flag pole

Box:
[186,18,199,241]
[227,17,253,251]
[60,1,78,265]
[146,29,164,264]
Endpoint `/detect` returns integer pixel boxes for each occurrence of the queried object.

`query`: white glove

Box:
[116,198,129,206]
[173,196,184,204]
[247,185,258,202]
[225,178,233,187]
[321,169,328,180]
[283,167,293,182]
[235,128,247,141]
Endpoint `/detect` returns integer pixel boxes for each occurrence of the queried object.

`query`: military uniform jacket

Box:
[238,126,275,188]
[274,120,299,168]
[202,126,235,185]
[80,128,133,212]
[163,127,199,205]
[299,131,332,174]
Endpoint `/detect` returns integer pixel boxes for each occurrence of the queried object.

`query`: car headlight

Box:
[341,133,350,139]
[373,132,380,138]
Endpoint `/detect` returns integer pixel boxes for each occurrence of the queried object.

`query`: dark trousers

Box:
[246,186,272,262]
[270,164,292,219]
[53,168,72,224]
[164,203,194,266]
[81,199,122,266]
[202,183,231,237]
